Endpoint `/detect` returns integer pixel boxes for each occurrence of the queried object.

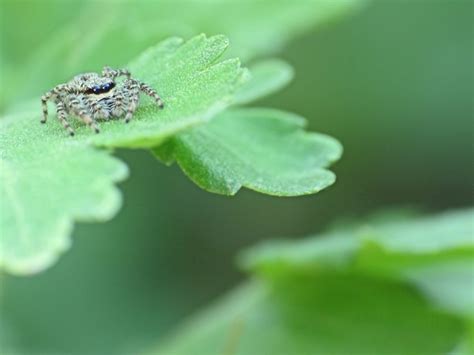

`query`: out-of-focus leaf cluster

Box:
[155,209,474,355]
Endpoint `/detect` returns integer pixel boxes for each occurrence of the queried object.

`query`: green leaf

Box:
[91,35,246,148]
[154,108,342,196]
[153,210,472,354]
[154,276,463,355]
[0,34,246,275]
[0,112,128,274]
[453,321,474,355]
[241,209,474,316]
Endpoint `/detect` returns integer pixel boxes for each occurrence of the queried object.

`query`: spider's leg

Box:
[41,84,69,123]
[41,92,50,123]
[67,97,101,133]
[102,66,131,79]
[137,81,164,108]
[56,101,75,136]
[111,89,125,118]
[124,80,140,123]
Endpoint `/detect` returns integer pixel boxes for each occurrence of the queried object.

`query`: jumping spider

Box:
[41,66,164,136]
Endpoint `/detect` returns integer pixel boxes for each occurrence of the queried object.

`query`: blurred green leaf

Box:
[453,321,474,355]
[154,275,463,355]
[360,209,474,254]
[154,209,472,354]
[1,0,367,110]
[154,108,341,196]
[0,34,246,275]
[241,209,474,316]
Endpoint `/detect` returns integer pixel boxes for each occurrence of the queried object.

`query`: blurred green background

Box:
[1,0,473,354]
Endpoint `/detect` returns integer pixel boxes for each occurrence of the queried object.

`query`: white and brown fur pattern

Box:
[41,66,164,136]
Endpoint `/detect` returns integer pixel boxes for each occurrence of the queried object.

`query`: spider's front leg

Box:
[56,101,75,136]
[123,80,140,124]
[41,84,69,123]
[122,78,164,123]
[67,96,101,133]
[111,90,125,118]
[137,81,164,108]
[102,66,131,80]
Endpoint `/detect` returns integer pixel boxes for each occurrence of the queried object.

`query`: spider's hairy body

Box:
[41,66,164,136]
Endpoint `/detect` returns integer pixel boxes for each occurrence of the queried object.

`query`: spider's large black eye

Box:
[86,83,114,95]
[86,85,100,94]
[102,82,115,92]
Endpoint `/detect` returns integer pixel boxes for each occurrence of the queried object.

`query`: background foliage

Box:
[1,0,473,354]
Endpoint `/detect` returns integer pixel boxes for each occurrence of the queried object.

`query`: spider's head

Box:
[72,73,116,95]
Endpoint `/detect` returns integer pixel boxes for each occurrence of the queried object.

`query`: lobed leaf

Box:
[154,108,341,196]
[0,34,246,274]
[0,33,341,275]
[0,112,128,274]
[91,35,247,148]
[0,34,343,275]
